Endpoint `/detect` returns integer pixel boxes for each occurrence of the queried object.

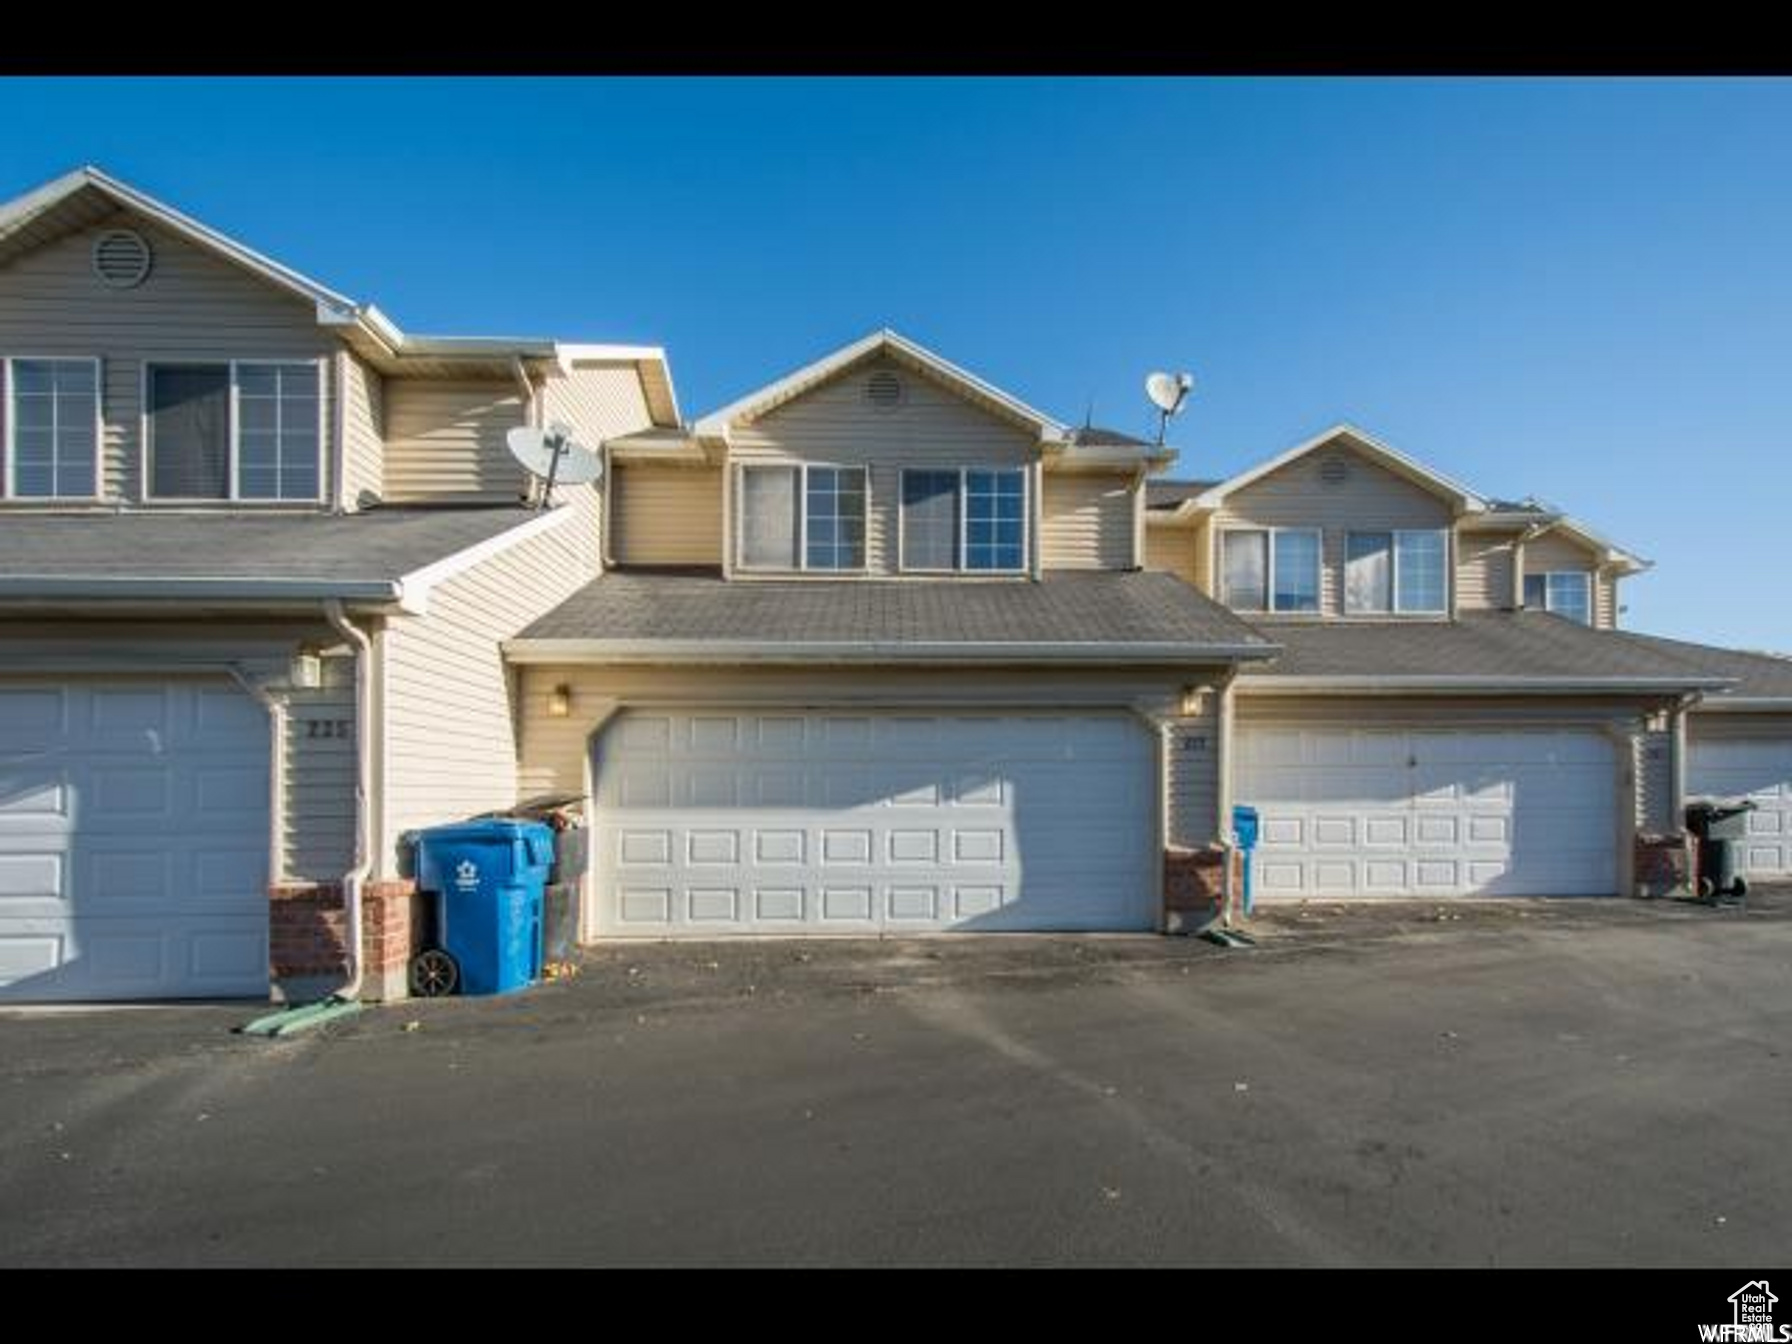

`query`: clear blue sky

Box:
[2,77,1787,649]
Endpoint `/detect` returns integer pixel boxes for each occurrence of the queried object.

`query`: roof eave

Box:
[1235,674,1740,695]
[503,638,1279,667]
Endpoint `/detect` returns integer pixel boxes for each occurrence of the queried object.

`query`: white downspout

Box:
[325,599,374,1001]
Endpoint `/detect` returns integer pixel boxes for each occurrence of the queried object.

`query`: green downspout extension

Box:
[239,996,364,1037]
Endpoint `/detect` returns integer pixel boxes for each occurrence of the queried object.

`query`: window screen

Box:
[237,363,320,500]
[1222,531,1269,610]
[739,466,799,569]
[964,469,1025,571]
[1272,531,1321,612]
[148,366,230,500]
[1394,530,1447,612]
[804,466,867,570]
[902,470,959,570]
[9,359,97,497]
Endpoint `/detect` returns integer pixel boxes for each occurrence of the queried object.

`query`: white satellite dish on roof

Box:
[506,421,602,508]
[1145,371,1195,446]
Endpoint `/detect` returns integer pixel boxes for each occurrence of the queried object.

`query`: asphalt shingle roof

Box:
[1239,610,1740,689]
[518,569,1274,658]
[0,506,543,594]
[1612,630,1792,705]
[1145,479,1222,510]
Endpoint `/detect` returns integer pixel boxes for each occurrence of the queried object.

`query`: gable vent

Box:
[864,370,905,410]
[92,229,152,288]
[1318,454,1351,486]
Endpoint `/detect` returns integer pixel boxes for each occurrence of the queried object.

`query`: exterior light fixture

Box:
[289,650,323,690]
[547,683,573,718]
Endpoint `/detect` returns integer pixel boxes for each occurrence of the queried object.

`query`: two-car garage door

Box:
[1235,723,1618,898]
[0,680,270,1002]
[590,709,1158,935]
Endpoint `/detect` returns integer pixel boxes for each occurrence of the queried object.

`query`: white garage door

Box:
[1235,724,1618,898]
[591,709,1157,936]
[1689,735,1792,877]
[0,680,271,1002]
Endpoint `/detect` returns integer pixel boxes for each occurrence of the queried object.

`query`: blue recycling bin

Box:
[413,818,555,995]
[1231,805,1261,916]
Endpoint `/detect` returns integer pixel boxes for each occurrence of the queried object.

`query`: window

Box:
[739,465,799,569]
[147,361,323,502]
[5,358,98,498]
[736,463,867,572]
[1272,530,1321,613]
[1222,530,1268,610]
[964,469,1026,572]
[805,466,866,570]
[901,470,959,571]
[1394,530,1447,613]
[896,467,1029,574]
[1222,528,1320,612]
[1343,529,1448,614]
[1525,571,1593,625]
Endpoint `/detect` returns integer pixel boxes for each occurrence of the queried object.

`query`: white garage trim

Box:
[1688,729,1792,877]
[584,703,1162,936]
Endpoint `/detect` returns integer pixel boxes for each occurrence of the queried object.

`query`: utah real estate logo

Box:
[1700,1283,1790,1342]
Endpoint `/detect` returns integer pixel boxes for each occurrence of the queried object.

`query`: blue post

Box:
[1231,804,1260,919]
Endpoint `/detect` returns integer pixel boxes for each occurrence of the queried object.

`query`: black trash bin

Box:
[1685,799,1757,902]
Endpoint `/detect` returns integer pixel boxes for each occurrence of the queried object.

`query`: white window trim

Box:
[896,466,1029,576]
[1531,569,1594,623]
[735,462,871,575]
[1222,526,1322,613]
[1343,528,1450,615]
[1,355,104,501]
[142,357,327,505]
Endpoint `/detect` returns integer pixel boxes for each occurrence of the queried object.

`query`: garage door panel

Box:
[592,710,1154,936]
[0,681,270,1002]
[1689,736,1792,877]
[1238,723,1616,898]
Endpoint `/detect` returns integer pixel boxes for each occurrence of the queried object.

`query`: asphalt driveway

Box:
[2,892,1790,1267]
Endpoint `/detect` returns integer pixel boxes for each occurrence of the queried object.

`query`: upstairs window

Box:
[5,358,99,499]
[737,463,867,572]
[1525,571,1593,625]
[1222,528,1320,613]
[898,468,1027,574]
[147,361,323,502]
[1344,529,1448,614]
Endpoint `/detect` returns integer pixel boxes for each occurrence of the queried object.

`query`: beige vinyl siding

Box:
[516,662,1228,854]
[611,463,723,566]
[340,352,385,509]
[382,379,529,504]
[1041,472,1136,571]
[282,652,358,881]
[378,488,603,874]
[0,212,339,505]
[1521,533,1616,628]
[1689,711,1792,743]
[1144,523,1202,587]
[1457,532,1518,611]
[727,357,1035,576]
[541,362,654,446]
[1214,446,1453,616]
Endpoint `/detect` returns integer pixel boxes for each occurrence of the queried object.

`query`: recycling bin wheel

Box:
[1735,876,1750,900]
[410,948,460,998]
[1699,875,1716,901]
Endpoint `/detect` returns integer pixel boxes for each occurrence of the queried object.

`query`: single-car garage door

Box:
[0,680,271,1002]
[1688,735,1792,878]
[1235,724,1618,897]
[590,709,1157,936]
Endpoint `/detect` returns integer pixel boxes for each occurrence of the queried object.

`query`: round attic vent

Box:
[864,370,905,410]
[92,229,152,289]
[1318,454,1351,486]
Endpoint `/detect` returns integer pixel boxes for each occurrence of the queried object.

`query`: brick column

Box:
[1163,845,1239,933]
[268,879,419,1003]
[1634,831,1693,898]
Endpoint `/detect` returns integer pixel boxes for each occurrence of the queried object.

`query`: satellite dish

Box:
[1145,371,1195,446]
[506,422,602,507]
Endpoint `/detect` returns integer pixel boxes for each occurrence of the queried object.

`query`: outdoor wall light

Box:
[1179,686,1208,718]
[289,650,323,690]
[547,683,573,718]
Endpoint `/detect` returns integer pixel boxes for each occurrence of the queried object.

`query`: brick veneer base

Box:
[269,879,419,1002]
[1163,845,1241,932]
[1635,832,1694,898]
